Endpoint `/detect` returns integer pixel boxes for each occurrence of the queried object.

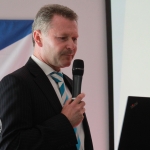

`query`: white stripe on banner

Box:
[0,20,33,80]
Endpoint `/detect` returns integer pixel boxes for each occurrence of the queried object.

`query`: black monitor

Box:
[118,96,150,150]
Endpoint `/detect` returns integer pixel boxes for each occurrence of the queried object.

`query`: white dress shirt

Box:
[31,55,84,150]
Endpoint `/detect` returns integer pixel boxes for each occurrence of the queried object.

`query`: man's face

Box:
[39,15,78,71]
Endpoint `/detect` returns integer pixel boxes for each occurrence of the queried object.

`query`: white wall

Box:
[0,0,109,149]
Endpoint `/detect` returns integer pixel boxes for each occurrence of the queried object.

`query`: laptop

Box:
[118,96,150,150]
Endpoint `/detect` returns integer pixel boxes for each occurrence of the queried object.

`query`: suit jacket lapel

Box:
[25,58,62,114]
[63,74,72,94]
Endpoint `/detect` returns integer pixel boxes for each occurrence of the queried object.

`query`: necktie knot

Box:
[50,72,63,83]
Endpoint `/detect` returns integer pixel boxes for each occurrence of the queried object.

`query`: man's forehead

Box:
[49,16,78,37]
[50,15,77,27]
[52,29,79,37]
[59,32,79,37]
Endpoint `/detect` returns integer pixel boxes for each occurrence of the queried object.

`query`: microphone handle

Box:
[72,75,82,99]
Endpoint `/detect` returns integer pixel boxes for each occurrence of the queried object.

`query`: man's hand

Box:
[61,93,85,127]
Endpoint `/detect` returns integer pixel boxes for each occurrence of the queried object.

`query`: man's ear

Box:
[33,30,43,47]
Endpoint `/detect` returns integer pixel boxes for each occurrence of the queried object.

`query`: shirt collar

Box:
[31,55,62,75]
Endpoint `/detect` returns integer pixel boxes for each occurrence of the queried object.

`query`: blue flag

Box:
[0,20,33,80]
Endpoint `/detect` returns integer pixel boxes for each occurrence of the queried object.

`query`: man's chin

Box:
[62,63,71,68]
[60,61,72,68]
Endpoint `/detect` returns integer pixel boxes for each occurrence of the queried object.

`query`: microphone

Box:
[72,59,84,99]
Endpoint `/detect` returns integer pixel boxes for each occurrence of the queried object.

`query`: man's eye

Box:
[72,38,77,42]
[59,37,68,41]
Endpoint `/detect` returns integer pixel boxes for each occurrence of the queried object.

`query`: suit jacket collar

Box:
[25,57,65,114]
[25,58,73,113]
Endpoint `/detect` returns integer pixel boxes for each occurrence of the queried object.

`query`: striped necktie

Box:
[50,72,68,104]
[50,72,81,150]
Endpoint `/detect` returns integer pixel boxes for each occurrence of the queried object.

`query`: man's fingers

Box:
[64,99,72,105]
[72,93,85,104]
[81,107,85,114]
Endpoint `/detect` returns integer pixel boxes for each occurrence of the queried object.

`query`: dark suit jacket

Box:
[0,58,93,150]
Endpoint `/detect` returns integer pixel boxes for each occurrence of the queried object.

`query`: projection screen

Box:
[111,0,150,149]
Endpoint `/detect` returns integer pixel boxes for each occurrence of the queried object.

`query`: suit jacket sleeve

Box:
[0,74,77,150]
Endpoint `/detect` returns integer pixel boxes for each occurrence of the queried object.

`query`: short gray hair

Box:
[32,4,78,46]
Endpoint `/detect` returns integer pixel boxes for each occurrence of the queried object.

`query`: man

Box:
[0,4,93,150]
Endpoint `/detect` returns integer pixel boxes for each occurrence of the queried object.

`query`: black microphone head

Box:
[72,59,84,76]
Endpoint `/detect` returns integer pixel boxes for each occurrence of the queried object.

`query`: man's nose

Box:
[66,39,77,50]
